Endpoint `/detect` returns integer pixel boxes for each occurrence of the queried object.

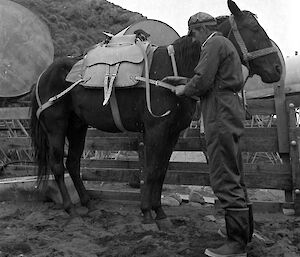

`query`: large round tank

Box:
[284,55,300,87]
[116,19,180,46]
[0,0,54,97]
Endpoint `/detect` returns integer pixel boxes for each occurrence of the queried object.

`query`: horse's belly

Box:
[71,88,142,132]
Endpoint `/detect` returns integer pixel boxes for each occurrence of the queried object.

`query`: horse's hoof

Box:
[87,209,100,218]
[141,209,155,224]
[85,200,98,213]
[155,218,175,233]
[87,205,98,215]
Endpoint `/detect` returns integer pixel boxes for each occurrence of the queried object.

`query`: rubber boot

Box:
[205,208,249,257]
[218,203,253,242]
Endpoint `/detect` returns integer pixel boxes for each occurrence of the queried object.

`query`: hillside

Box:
[11,0,145,58]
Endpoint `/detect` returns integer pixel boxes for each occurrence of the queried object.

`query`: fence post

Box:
[288,102,300,215]
[274,77,289,154]
[273,72,292,202]
[138,134,144,185]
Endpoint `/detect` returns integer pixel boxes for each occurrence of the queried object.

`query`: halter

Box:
[228,15,277,75]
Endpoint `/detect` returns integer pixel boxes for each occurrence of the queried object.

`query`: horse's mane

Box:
[172,36,200,76]
[216,15,229,25]
[216,11,257,25]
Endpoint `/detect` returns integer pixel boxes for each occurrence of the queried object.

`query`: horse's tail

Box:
[30,82,50,187]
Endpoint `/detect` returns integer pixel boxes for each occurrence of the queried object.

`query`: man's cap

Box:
[188,12,217,30]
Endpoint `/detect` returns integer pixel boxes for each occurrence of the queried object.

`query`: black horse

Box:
[30,0,282,227]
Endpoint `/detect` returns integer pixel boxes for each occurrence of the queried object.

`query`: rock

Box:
[178,194,189,202]
[188,202,203,209]
[204,215,217,222]
[282,208,295,216]
[189,190,205,204]
[216,218,225,225]
[253,231,275,246]
[203,196,216,204]
[169,193,183,204]
[161,196,180,206]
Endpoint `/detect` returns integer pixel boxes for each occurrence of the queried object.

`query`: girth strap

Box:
[109,86,127,132]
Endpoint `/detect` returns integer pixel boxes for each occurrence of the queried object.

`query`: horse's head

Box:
[219,0,282,83]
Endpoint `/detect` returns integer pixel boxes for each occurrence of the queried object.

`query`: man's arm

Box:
[183,38,222,97]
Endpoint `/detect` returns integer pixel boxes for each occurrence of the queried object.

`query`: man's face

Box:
[189,27,207,44]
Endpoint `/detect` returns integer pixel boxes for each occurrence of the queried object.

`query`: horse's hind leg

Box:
[48,131,78,216]
[66,115,93,210]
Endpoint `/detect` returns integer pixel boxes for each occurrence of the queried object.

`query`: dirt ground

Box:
[0,183,299,257]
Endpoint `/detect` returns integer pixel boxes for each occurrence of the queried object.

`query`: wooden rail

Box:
[0,100,299,214]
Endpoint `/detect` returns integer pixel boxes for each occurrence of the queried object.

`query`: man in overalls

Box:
[163,12,252,257]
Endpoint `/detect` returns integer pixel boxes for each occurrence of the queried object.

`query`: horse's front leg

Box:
[140,161,155,224]
[140,129,179,227]
[151,132,180,230]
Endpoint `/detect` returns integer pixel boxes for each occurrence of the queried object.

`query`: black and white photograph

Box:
[0,0,299,256]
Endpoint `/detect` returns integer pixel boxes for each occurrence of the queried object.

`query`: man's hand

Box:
[174,85,186,96]
[162,76,189,86]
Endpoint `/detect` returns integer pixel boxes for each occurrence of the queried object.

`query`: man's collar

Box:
[201,32,218,49]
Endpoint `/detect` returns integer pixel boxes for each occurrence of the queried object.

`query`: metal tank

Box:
[116,19,180,46]
[284,55,300,88]
[0,0,54,98]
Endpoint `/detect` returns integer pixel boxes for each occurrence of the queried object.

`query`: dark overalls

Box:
[184,33,247,209]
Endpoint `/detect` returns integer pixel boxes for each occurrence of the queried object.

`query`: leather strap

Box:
[109,87,127,132]
[167,45,178,76]
[36,79,83,119]
[134,76,200,101]
[228,15,277,69]
[103,63,120,106]
[136,40,170,117]
[103,65,110,104]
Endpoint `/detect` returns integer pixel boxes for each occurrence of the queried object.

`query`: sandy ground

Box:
[0,183,299,257]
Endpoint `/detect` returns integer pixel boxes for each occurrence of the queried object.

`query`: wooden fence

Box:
[0,92,299,215]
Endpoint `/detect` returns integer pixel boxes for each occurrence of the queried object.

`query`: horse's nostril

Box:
[275,64,281,74]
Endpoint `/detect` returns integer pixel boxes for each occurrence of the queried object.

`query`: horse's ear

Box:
[228,0,242,17]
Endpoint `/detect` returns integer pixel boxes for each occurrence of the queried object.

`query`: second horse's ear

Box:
[228,0,242,17]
